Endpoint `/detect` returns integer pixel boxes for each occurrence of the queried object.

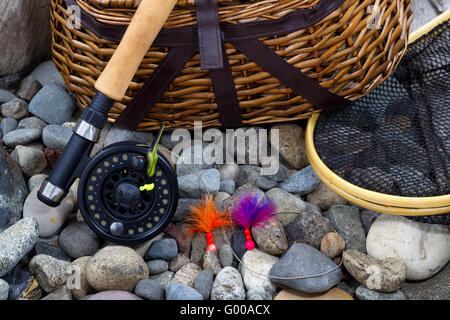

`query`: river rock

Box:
[0,263,31,300]
[169,253,190,273]
[68,256,93,299]
[269,124,309,169]
[320,232,346,259]
[0,148,28,230]
[148,259,169,275]
[28,174,48,192]
[104,126,154,147]
[323,205,366,252]
[360,210,382,236]
[86,246,149,291]
[355,286,406,300]
[252,219,289,255]
[231,230,247,262]
[41,285,72,300]
[23,188,74,237]
[247,286,272,300]
[1,98,28,120]
[269,243,342,293]
[342,249,407,292]
[219,163,239,181]
[17,117,47,131]
[135,279,164,300]
[171,263,202,287]
[42,125,73,151]
[30,61,65,87]
[265,188,307,226]
[278,166,321,195]
[178,169,220,198]
[194,270,214,300]
[366,214,450,281]
[240,249,278,295]
[402,262,450,300]
[274,287,353,300]
[285,212,333,249]
[35,242,70,262]
[218,244,233,267]
[166,281,203,300]
[0,118,18,136]
[202,250,222,275]
[220,179,236,194]
[176,143,218,177]
[0,218,39,277]
[211,267,245,300]
[2,128,41,147]
[0,0,51,75]
[307,182,347,210]
[17,76,42,102]
[172,198,200,222]
[15,146,47,177]
[0,90,15,104]
[0,279,8,300]
[28,84,76,125]
[59,222,100,259]
[29,254,71,293]
[150,271,174,288]
[236,165,277,190]
[86,291,143,300]
[145,238,178,261]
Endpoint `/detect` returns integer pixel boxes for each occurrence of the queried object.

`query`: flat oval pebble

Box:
[2,128,41,147]
[165,281,203,300]
[86,246,149,292]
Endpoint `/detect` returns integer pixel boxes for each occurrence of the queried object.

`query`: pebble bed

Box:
[0,58,449,301]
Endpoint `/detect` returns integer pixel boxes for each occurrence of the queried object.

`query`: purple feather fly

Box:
[230,192,278,230]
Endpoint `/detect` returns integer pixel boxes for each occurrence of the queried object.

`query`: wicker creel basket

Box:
[51,0,413,131]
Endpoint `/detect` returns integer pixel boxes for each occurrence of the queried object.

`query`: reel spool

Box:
[78,141,178,244]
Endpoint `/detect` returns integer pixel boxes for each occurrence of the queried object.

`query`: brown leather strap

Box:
[196,0,224,70]
[65,0,345,45]
[232,39,348,111]
[209,44,242,127]
[115,44,198,129]
[65,0,349,128]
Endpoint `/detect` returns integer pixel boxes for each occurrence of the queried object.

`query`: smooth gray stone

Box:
[42,124,73,150]
[2,128,41,147]
[28,84,76,124]
[355,286,406,300]
[0,118,18,136]
[165,282,203,300]
[278,166,321,195]
[135,279,164,300]
[269,243,342,293]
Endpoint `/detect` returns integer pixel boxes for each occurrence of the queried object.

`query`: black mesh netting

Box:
[314,20,450,224]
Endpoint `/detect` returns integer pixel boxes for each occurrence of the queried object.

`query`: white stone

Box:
[239,249,278,295]
[23,187,74,237]
[367,214,450,281]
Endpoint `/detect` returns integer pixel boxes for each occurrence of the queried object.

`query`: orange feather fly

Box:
[186,195,231,236]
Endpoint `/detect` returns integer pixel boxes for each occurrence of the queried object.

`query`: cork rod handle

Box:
[95,0,178,101]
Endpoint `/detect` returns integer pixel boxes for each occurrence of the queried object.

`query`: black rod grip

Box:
[38,92,114,207]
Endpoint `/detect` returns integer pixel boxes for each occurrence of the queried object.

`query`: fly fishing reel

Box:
[78,141,178,244]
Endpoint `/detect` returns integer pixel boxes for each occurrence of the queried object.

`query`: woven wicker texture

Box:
[51,0,413,130]
[88,0,244,8]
